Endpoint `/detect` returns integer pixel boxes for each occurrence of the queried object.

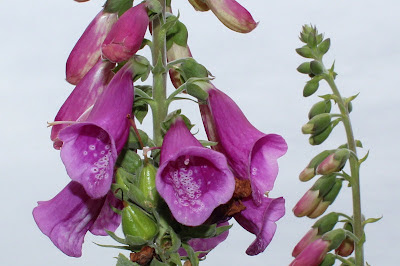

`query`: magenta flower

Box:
[235,197,285,255]
[178,222,230,258]
[51,60,115,150]
[289,238,329,266]
[58,62,134,199]
[102,3,149,63]
[204,0,258,33]
[199,83,287,204]
[66,10,117,85]
[33,181,122,257]
[156,118,235,226]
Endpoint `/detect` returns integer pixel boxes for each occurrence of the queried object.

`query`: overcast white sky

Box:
[1,0,399,265]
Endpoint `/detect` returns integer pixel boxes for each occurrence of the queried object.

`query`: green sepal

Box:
[125,235,150,247]
[198,140,218,147]
[338,140,363,149]
[322,229,346,251]
[181,242,199,266]
[180,224,217,239]
[316,33,324,44]
[311,174,337,197]
[168,253,183,266]
[104,0,133,16]
[167,227,182,253]
[307,32,318,48]
[310,60,325,75]
[303,76,322,97]
[362,216,382,227]
[95,242,131,251]
[215,224,233,236]
[161,110,194,134]
[132,55,151,82]
[322,179,343,202]
[127,128,151,150]
[166,16,189,50]
[297,62,312,74]
[133,86,153,124]
[340,257,355,266]
[186,83,209,101]
[150,258,169,266]
[133,101,148,124]
[296,46,314,59]
[312,212,339,235]
[320,253,336,266]
[308,100,332,119]
[178,59,209,82]
[107,230,127,245]
[116,253,140,266]
[318,38,331,55]
[116,149,143,174]
[146,0,162,17]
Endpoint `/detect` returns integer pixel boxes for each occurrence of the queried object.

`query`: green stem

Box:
[151,0,167,147]
[324,73,364,266]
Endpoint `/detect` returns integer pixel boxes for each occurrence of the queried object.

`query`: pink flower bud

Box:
[102,4,149,62]
[167,43,192,89]
[188,0,210,11]
[204,0,258,33]
[316,149,350,175]
[292,228,319,257]
[66,10,117,85]
[289,239,329,266]
[292,190,321,217]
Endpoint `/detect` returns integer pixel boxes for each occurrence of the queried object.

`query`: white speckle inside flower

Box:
[184,158,190,165]
[252,167,258,175]
[91,167,99,173]
[89,145,96,151]
[105,145,110,150]
[83,151,88,156]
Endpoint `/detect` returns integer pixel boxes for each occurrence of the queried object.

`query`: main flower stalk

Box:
[151,0,168,146]
[324,74,364,265]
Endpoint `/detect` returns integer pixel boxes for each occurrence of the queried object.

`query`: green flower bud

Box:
[310,60,325,75]
[320,253,336,266]
[308,100,332,119]
[317,149,350,175]
[122,203,158,241]
[308,179,342,218]
[299,150,334,181]
[309,119,340,145]
[296,46,314,58]
[303,80,319,97]
[307,33,318,48]
[115,168,132,191]
[318,38,331,55]
[311,174,337,197]
[302,113,332,135]
[322,229,346,251]
[297,62,312,74]
[138,161,159,207]
[312,212,339,235]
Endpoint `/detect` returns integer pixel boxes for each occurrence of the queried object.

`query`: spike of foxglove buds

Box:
[316,149,350,175]
[204,0,258,33]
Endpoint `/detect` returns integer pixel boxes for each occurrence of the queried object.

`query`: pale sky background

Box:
[1,0,399,265]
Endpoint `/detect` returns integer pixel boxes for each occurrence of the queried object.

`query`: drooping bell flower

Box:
[66,10,117,85]
[234,197,285,255]
[156,118,235,226]
[178,222,230,258]
[198,83,287,204]
[204,0,258,33]
[33,181,122,257]
[51,60,115,150]
[102,3,149,63]
[58,62,134,199]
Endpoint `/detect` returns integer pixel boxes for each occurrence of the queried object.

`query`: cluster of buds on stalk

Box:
[33,0,287,265]
[292,25,379,265]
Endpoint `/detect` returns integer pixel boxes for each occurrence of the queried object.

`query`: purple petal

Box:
[200,85,287,204]
[156,119,235,226]
[58,63,133,198]
[235,197,285,256]
[32,182,106,257]
[66,10,117,85]
[250,134,288,203]
[102,4,149,62]
[178,222,230,258]
[90,190,123,235]
[51,60,115,149]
